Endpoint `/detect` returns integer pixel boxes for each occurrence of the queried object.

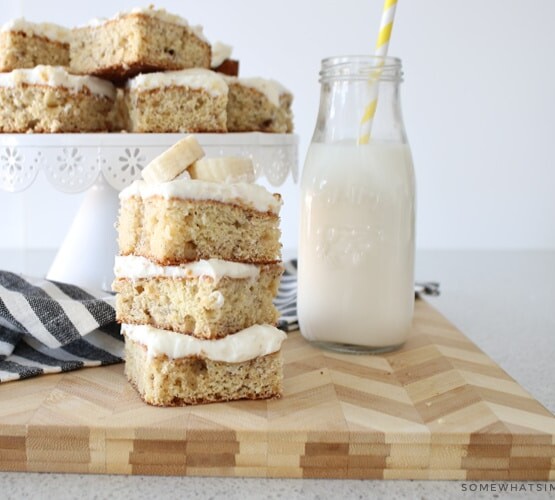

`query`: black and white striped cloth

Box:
[0,263,301,384]
[0,271,123,383]
[275,260,298,332]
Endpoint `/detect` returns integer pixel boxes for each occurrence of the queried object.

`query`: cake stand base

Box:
[46,176,119,291]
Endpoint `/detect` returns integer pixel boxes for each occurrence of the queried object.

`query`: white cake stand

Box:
[0,133,298,290]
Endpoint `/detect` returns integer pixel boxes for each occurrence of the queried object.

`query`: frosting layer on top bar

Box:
[1,18,70,43]
[126,69,227,97]
[84,6,208,42]
[119,179,282,215]
[211,42,233,68]
[0,65,116,98]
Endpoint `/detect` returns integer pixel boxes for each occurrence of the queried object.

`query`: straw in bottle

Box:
[358,0,398,144]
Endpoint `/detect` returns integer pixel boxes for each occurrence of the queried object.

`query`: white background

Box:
[1,0,554,252]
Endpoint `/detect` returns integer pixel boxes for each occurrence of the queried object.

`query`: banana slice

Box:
[188,157,255,184]
[142,135,204,184]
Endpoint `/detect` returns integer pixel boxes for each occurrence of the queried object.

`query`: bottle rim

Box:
[320,55,403,83]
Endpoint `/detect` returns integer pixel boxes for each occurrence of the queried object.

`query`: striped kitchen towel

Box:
[0,271,122,383]
[0,263,300,383]
[275,260,298,332]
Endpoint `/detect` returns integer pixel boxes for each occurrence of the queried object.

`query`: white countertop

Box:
[1,249,554,499]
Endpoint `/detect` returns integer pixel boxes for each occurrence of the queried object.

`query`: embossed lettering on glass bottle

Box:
[298,56,415,353]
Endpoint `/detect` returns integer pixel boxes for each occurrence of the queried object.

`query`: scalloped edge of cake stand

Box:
[0,132,299,193]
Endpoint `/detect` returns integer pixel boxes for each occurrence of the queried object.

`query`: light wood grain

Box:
[1,300,554,479]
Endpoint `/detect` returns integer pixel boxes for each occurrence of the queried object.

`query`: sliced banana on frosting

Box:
[142,135,205,184]
[188,157,255,184]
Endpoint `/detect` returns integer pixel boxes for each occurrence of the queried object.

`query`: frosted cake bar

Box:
[70,6,210,82]
[0,65,116,132]
[117,178,282,264]
[0,18,70,72]
[113,255,282,339]
[225,76,294,133]
[123,323,286,406]
[125,69,228,132]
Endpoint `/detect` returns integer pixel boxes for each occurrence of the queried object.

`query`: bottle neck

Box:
[312,56,407,144]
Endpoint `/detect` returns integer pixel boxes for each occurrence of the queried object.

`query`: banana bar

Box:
[125,69,228,133]
[0,65,117,133]
[113,256,282,339]
[0,18,70,72]
[70,6,210,83]
[225,76,294,133]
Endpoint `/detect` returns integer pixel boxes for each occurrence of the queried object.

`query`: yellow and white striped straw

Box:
[358,0,398,145]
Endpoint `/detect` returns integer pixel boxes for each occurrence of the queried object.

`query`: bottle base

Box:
[307,340,405,355]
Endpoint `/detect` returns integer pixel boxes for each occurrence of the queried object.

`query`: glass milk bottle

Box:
[298,56,415,353]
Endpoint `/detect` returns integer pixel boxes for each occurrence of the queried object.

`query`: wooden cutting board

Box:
[1,300,554,480]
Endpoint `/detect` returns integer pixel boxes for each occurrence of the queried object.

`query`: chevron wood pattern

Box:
[1,300,554,479]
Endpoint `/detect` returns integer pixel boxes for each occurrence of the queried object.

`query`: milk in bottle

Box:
[298,56,415,353]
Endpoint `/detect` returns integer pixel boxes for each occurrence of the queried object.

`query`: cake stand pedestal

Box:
[46,176,119,291]
[0,133,298,290]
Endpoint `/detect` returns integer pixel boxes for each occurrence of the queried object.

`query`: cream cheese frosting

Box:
[1,18,70,43]
[114,255,261,282]
[0,65,116,99]
[126,68,228,97]
[85,6,208,42]
[211,41,233,68]
[122,323,286,362]
[119,178,282,214]
[225,76,291,107]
